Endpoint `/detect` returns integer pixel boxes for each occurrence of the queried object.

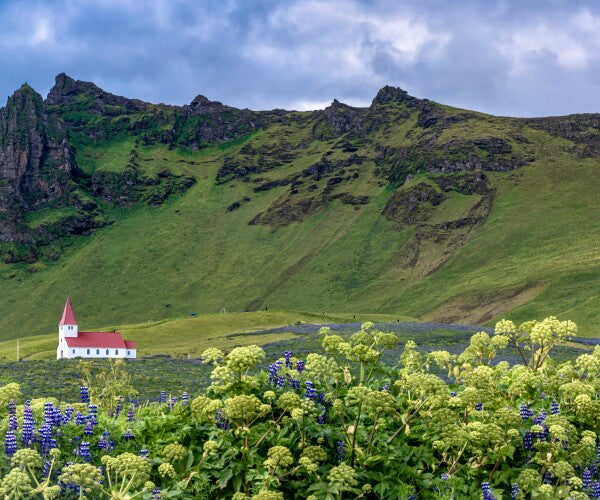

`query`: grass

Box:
[1,103,600,348]
[0,322,588,402]
[0,310,410,360]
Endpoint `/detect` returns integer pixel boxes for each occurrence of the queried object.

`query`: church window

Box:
[106,349,109,355]
[96,349,99,355]
[87,349,90,355]
[127,351,131,356]
[72,349,75,354]
[115,349,119,355]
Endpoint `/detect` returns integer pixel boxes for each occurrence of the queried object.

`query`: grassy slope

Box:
[1,108,599,351]
[0,310,408,360]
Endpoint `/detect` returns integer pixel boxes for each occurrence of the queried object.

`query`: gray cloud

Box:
[0,0,599,116]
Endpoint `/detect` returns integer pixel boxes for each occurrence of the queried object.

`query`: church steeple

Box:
[59,297,78,326]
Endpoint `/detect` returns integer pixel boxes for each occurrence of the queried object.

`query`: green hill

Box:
[1,74,599,345]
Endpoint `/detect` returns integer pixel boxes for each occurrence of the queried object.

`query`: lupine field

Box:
[0,318,599,498]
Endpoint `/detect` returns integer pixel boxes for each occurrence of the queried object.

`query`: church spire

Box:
[58,297,78,326]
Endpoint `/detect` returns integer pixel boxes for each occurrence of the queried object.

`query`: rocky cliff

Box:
[0,84,76,242]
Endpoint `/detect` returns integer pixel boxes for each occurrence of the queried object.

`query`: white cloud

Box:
[244,0,449,84]
[30,18,52,45]
[500,9,600,74]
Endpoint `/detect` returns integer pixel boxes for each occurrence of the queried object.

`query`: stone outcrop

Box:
[0,84,76,242]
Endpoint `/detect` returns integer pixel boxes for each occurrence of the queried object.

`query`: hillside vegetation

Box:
[0,311,408,360]
[1,74,599,343]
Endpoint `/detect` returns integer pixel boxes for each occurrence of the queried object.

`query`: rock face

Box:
[47,73,149,112]
[174,95,285,149]
[0,84,76,241]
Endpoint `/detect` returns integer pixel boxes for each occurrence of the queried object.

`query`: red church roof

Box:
[124,340,137,349]
[59,298,78,326]
[65,332,127,349]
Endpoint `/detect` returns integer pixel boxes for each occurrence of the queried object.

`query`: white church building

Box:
[57,298,137,359]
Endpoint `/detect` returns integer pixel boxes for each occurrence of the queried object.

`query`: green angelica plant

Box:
[0,317,599,499]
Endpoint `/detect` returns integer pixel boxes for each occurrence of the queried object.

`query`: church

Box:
[56,298,137,359]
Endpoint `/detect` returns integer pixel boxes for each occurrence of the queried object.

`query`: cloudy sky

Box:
[1,0,599,116]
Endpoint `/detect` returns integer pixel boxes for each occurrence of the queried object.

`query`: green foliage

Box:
[1,319,598,498]
[78,358,138,411]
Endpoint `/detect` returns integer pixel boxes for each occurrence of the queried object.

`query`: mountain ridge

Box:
[0,73,599,340]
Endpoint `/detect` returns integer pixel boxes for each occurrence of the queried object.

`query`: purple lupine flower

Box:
[533,409,548,425]
[543,471,553,484]
[268,360,283,385]
[591,481,600,498]
[63,406,74,424]
[140,447,149,458]
[159,391,167,403]
[318,393,330,406]
[169,397,177,411]
[519,403,532,419]
[123,429,133,440]
[39,423,53,455]
[510,482,520,500]
[481,481,496,500]
[181,392,189,406]
[337,441,346,462]
[9,415,18,432]
[8,401,16,416]
[289,377,300,390]
[131,398,139,408]
[475,402,483,411]
[42,460,51,479]
[152,488,161,500]
[215,410,230,430]
[80,386,89,403]
[84,421,94,435]
[74,412,86,425]
[53,407,62,427]
[98,437,107,450]
[127,406,135,422]
[583,468,592,490]
[296,360,305,374]
[115,397,123,417]
[79,442,91,461]
[304,381,317,400]
[5,431,16,456]
[450,391,457,397]
[21,404,34,446]
[44,402,54,425]
[551,400,560,415]
[317,409,326,424]
[276,375,285,389]
[523,432,534,451]
[284,350,293,368]
[441,473,449,481]
[88,404,98,415]
[98,466,104,486]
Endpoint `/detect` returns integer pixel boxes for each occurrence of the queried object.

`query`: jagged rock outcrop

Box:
[381,182,446,228]
[173,95,286,149]
[47,73,149,112]
[312,99,367,139]
[0,84,76,241]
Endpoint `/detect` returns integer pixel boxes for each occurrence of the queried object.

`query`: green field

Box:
[0,310,410,360]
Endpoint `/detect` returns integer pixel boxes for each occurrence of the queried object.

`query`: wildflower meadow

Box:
[1,317,599,499]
